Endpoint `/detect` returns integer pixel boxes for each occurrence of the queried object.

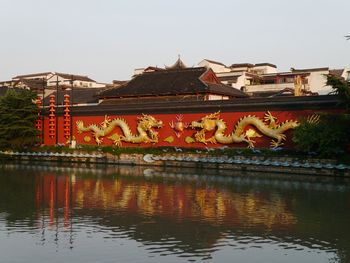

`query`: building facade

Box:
[199,59,350,96]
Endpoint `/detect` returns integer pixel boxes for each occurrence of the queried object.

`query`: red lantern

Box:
[48,95,56,138]
[63,94,70,139]
[35,96,43,134]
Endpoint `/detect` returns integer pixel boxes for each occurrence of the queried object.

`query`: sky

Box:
[0,0,349,83]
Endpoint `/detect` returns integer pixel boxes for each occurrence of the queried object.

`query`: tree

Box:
[292,114,350,157]
[0,89,39,149]
[327,74,350,109]
[292,75,350,157]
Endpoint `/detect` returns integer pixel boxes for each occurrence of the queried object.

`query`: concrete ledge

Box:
[0,151,349,178]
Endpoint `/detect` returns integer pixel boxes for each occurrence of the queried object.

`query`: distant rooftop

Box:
[230,63,277,68]
[165,57,187,70]
[202,59,226,67]
[13,72,96,82]
[290,67,329,73]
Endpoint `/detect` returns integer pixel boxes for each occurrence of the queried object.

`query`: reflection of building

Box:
[199,59,350,96]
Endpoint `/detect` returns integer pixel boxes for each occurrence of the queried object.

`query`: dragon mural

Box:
[190,111,299,148]
[76,114,163,146]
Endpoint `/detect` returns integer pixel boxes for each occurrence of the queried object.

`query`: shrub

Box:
[292,114,350,157]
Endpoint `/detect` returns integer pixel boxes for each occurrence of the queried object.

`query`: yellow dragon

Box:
[190,111,299,148]
[76,114,163,146]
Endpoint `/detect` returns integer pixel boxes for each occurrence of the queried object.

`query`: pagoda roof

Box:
[165,57,187,70]
[99,67,247,99]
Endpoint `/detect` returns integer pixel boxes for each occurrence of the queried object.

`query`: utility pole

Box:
[41,78,46,144]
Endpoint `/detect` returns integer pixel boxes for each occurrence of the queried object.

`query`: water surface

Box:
[0,163,349,262]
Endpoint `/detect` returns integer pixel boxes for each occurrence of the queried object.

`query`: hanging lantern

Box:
[48,95,56,139]
[63,94,70,139]
[35,96,43,136]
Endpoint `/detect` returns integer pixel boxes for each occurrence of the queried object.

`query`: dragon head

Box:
[190,111,220,131]
[137,114,163,141]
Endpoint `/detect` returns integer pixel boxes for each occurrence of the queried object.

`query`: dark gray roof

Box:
[13,72,96,82]
[55,72,96,82]
[203,59,226,66]
[43,88,105,106]
[99,67,247,99]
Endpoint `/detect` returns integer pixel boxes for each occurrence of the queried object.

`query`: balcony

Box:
[244,83,295,93]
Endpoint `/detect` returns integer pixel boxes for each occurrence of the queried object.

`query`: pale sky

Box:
[0,0,349,83]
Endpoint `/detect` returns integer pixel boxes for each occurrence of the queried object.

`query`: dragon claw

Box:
[270,140,284,148]
[95,137,103,145]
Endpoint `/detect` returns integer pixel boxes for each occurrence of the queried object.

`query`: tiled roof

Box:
[254,63,277,68]
[12,72,52,79]
[230,63,255,68]
[291,67,329,72]
[13,72,96,82]
[203,59,226,66]
[43,88,105,106]
[165,58,187,70]
[18,79,46,90]
[55,73,96,82]
[99,67,247,99]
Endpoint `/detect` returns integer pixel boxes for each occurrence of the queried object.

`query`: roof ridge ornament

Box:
[165,55,187,70]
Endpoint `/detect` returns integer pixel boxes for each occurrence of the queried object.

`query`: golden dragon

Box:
[76,114,163,146]
[190,111,300,148]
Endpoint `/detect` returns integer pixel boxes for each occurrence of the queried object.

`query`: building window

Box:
[262,79,275,84]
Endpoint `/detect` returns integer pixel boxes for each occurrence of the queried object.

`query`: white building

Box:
[12,72,106,89]
[198,59,350,96]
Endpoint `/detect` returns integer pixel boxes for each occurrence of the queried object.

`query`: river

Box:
[0,163,349,263]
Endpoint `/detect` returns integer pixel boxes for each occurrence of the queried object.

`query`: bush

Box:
[292,114,350,157]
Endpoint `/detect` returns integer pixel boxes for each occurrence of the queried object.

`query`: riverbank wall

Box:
[1,151,349,177]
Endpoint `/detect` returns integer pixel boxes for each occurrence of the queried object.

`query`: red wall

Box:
[43,109,329,149]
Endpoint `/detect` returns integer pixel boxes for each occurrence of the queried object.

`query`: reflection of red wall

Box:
[35,175,297,229]
[43,110,334,148]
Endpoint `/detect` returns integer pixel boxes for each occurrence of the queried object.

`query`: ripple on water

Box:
[0,165,349,263]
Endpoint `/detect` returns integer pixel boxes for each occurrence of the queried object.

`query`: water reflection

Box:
[0,163,349,262]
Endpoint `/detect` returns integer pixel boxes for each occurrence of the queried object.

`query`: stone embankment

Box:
[0,150,349,177]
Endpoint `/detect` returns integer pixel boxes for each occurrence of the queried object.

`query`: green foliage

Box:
[292,114,350,157]
[0,89,39,149]
[293,75,350,157]
[327,74,350,109]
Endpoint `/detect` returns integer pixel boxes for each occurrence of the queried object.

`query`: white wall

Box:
[306,70,330,95]
[252,65,277,74]
[207,94,229,100]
